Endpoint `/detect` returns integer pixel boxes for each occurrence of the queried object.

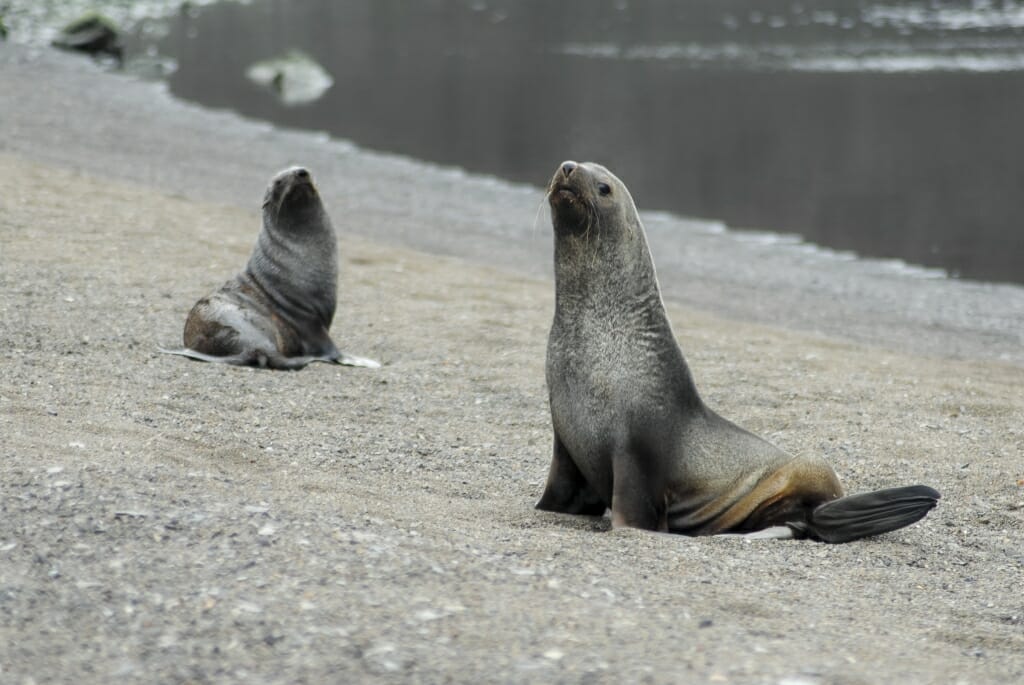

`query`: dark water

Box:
[140,0,1024,284]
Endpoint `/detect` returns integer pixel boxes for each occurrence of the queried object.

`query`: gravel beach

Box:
[1,45,1023,684]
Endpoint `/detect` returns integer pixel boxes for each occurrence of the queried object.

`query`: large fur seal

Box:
[161,167,378,371]
[536,160,939,543]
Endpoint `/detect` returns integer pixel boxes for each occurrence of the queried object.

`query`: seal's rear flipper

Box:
[789,485,940,544]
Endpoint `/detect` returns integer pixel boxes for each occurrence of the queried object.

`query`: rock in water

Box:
[246,50,334,106]
[52,13,123,63]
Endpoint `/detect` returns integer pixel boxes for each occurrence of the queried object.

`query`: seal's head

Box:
[263,166,323,225]
[547,160,638,238]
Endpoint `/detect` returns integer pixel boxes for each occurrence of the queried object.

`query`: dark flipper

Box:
[789,485,940,544]
[536,434,607,516]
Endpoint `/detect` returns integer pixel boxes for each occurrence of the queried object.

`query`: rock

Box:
[51,13,123,63]
[245,50,333,106]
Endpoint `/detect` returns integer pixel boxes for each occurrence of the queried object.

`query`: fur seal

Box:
[161,167,379,371]
[535,160,939,543]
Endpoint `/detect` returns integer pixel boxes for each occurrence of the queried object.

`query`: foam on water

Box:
[863,3,1024,31]
[791,51,1024,73]
[558,40,1024,74]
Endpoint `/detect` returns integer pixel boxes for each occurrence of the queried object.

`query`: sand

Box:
[1,46,1023,685]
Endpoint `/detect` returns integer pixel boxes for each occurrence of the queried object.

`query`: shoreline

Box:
[1,44,1022,367]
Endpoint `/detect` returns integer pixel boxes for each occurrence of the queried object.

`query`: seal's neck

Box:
[259,204,335,254]
[552,222,663,322]
[550,214,703,410]
[247,207,338,327]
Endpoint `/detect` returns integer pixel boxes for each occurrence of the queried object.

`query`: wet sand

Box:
[1,46,1023,684]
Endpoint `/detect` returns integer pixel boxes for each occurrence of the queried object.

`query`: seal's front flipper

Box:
[334,353,381,369]
[609,450,668,532]
[159,346,306,369]
[792,485,940,544]
[158,346,249,365]
[536,434,607,516]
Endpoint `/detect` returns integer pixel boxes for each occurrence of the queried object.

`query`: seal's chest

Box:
[551,324,656,393]
[551,355,646,436]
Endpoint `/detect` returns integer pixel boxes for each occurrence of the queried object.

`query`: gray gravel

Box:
[1,44,1023,684]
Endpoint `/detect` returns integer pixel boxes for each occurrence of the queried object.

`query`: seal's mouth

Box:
[283,179,318,204]
[549,183,580,203]
[274,179,321,220]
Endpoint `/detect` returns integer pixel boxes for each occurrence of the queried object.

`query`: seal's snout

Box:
[548,160,592,236]
[550,160,582,203]
[287,167,312,186]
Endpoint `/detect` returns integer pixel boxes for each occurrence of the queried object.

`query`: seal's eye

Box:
[598,183,611,196]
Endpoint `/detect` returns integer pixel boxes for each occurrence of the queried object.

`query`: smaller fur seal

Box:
[536,160,939,543]
[161,167,378,371]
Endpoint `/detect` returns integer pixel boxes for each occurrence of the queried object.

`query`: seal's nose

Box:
[295,168,310,179]
[561,161,577,178]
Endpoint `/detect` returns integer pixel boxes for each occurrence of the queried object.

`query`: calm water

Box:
[135,0,1024,284]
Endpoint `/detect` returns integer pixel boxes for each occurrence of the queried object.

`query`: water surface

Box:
[140,0,1024,283]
